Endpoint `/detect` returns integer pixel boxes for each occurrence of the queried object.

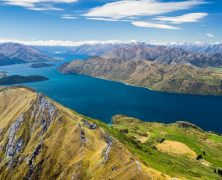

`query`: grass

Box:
[209,67,222,72]
[1,87,222,179]
[108,115,222,179]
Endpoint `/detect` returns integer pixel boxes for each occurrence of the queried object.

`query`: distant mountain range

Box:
[67,43,132,56]
[47,42,222,68]
[59,43,222,95]
[0,43,52,66]
[102,44,222,68]
[46,42,222,56]
[59,57,222,95]
[169,43,222,54]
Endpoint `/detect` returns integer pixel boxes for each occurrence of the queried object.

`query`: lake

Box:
[0,54,222,133]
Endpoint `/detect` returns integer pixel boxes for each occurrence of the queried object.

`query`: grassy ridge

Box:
[0,87,221,179]
[95,115,222,179]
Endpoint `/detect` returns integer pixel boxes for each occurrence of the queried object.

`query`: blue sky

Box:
[0,0,221,44]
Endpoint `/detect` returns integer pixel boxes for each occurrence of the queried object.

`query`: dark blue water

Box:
[0,54,222,133]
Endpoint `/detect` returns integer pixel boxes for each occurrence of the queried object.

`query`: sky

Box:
[0,0,221,45]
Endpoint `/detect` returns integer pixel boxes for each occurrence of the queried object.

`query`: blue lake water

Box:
[0,54,222,133]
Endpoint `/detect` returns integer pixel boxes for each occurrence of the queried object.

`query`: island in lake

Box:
[0,75,49,85]
[30,63,53,68]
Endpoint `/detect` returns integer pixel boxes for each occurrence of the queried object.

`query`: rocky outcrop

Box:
[5,114,24,157]
[25,143,43,179]
[82,119,97,130]
[176,121,202,131]
[103,135,113,163]
[31,94,58,135]
[79,124,86,143]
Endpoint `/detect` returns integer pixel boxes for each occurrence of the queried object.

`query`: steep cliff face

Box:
[0,87,168,180]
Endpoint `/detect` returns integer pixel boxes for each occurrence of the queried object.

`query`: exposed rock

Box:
[89,124,97,130]
[79,125,86,143]
[31,143,42,163]
[103,135,113,163]
[5,114,24,157]
[82,119,91,127]
[15,138,23,155]
[176,121,202,131]
[31,94,58,135]
[26,143,43,179]
[82,119,97,130]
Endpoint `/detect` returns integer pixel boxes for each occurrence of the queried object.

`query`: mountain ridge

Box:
[59,57,222,95]
[0,43,52,66]
[0,86,167,179]
[101,44,222,68]
[0,86,221,179]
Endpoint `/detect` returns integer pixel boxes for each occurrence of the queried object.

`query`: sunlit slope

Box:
[59,58,222,95]
[0,87,168,179]
[112,115,222,179]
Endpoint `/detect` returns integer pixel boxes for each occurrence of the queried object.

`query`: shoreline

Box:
[67,73,221,97]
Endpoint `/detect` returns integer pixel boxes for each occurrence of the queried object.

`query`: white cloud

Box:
[0,38,221,46]
[86,17,119,22]
[206,33,214,38]
[3,0,78,11]
[154,13,208,24]
[131,21,180,30]
[83,0,207,19]
[61,14,77,19]
[0,38,126,46]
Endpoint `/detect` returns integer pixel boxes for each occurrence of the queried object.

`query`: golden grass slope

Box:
[156,140,197,159]
[0,87,169,180]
